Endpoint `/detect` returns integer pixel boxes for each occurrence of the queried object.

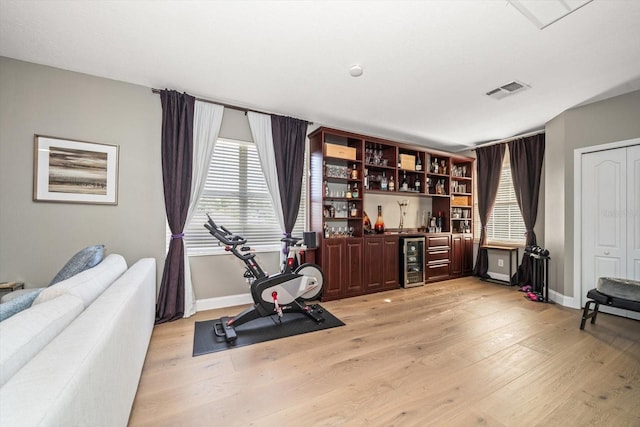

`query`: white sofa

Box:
[0,254,156,427]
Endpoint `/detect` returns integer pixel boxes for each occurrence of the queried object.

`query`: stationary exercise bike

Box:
[204,214,325,343]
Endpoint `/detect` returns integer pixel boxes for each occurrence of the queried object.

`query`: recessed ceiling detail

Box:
[486,81,530,100]
[508,0,594,29]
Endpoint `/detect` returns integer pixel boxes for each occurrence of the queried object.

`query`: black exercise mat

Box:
[193,304,345,356]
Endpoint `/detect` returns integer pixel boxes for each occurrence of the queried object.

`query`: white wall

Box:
[0,57,165,287]
[0,58,287,302]
[4,56,637,304]
[545,90,640,298]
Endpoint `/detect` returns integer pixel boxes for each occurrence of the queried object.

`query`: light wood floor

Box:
[128,277,640,427]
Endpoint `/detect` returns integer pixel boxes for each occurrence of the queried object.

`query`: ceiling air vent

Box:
[486,80,530,100]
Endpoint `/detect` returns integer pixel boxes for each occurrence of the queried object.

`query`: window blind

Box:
[183,138,307,254]
[474,149,526,244]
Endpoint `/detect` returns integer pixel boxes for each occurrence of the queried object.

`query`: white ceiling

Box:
[1,0,639,150]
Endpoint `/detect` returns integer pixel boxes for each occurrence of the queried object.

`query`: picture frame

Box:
[33,135,119,205]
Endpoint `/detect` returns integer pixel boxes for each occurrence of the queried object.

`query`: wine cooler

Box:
[400,237,425,288]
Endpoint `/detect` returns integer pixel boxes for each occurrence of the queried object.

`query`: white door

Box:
[628,145,640,281]
[581,148,627,316]
[581,145,640,320]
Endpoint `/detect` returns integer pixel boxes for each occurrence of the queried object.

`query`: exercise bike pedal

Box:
[213,316,238,343]
[305,306,326,323]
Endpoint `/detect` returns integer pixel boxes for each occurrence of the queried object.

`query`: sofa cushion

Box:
[33,254,127,308]
[597,277,640,301]
[0,258,156,427]
[49,244,105,286]
[0,289,42,322]
[0,294,84,386]
[1,288,45,304]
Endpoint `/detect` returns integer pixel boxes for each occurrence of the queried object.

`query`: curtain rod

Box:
[472,129,545,150]
[151,88,313,124]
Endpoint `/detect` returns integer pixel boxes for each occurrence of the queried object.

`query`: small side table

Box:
[480,245,520,286]
[0,282,25,299]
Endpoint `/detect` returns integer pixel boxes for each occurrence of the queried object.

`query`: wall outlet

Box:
[498,259,504,267]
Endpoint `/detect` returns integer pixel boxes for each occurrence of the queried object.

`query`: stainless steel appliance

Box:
[400,237,425,288]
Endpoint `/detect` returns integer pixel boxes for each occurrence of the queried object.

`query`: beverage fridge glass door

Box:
[401,237,425,287]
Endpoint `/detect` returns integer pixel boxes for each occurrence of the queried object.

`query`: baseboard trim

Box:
[196,293,253,312]
[487,272,510,282]
[548,289,580,309]
[196,287,582,312]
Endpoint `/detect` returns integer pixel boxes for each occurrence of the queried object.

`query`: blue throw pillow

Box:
[0,289,42,322]
[48,245,105,286]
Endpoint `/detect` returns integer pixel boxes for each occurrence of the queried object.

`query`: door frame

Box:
[573,137,640,308]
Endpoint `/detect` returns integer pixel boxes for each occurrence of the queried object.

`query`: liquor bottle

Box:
[432,158,438,173]
[364,168,369,190]
[389,175,395,191]
[414,175,421,192]
[363,211,372,233]
[351,164,359,180]
[350,202,358,217]
[415,155,422,171]
[401,171,408,191]
[352,182,359,198]
[381,171,388,191]
[374,205,385,233]
[436,211,443,232]
[346,184,352,199]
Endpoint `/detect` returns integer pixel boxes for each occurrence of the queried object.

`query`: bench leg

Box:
[580,300,600,330]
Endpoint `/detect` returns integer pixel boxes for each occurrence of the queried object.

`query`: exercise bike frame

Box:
[205,214,325,343]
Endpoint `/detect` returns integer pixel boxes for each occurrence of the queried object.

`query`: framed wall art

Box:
[33,135,119,205]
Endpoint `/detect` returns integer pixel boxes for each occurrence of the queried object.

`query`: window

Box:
[474,148,526,244]
[183,138,307,254]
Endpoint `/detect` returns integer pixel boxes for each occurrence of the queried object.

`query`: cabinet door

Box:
[363,237,384,291]
[383,237,399,288]
[450,235,463,276]
[321,239,345,300]
[345,238,364,295]
[463,235,474,274]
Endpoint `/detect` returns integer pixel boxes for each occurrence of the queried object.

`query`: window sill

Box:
[187,245,281,257]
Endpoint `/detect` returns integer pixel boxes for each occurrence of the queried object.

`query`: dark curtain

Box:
[156,90,195,324]
[473,143,506,278]
[508,134,545,285]
[270,115,309,235]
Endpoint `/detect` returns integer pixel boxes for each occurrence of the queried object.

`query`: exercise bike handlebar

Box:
[204,214,247,247]
[205,214,267,279]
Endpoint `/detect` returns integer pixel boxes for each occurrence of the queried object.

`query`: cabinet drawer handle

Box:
[430,250,449,255]
[428,260,450,266]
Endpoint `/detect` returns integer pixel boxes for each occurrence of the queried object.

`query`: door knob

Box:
[604,251,610,255]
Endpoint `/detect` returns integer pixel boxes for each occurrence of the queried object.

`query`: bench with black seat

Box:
[580,277,640,329]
